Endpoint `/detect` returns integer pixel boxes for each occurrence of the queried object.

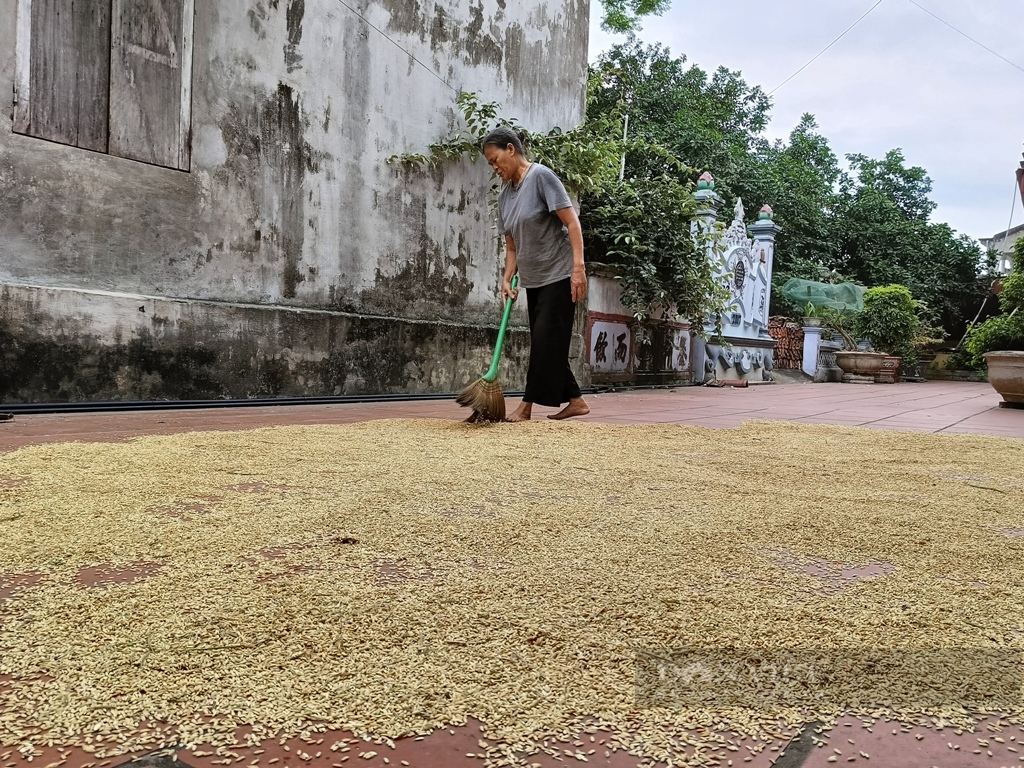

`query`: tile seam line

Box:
[857,408,943,429]
[935,405,1010,434]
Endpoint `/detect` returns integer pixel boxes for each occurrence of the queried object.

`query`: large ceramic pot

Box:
[984,351,1024,407]
[835,351,886,384]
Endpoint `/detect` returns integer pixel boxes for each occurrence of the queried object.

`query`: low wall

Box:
[584,268,692,387]
[0,283,588,403]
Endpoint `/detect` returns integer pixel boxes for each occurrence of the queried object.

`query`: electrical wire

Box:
[332,0,459,93]
[768,0,886,95]
[906,0,1024,76]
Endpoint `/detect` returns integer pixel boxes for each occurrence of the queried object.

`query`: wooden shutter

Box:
[108,0,194,170]
[13,0,112,152]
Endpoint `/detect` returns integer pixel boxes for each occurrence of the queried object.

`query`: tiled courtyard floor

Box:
[2,379,1023,768]
[2,379,1022,451]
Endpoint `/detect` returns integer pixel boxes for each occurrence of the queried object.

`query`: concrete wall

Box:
[0,0,590,402]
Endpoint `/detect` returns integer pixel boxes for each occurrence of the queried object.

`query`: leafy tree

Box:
[592,41,770,187]
[745,116,845,311]
[835,150,986,339]
[581,175,727,327]
[589,44,847,315]
[598,0,672,33]
[588,43,989,341]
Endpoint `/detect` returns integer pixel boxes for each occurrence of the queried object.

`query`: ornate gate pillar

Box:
[694,174,781,384]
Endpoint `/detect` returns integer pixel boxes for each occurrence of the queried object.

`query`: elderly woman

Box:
[481,126,590,421]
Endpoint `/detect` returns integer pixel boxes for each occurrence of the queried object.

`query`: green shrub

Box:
[582,175,727,326]
[963,267,1024,367]
[855,285,920,358]
[965,313,1024,367]
[997,268,1024,314]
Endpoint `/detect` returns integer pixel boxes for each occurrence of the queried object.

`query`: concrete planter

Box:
[835,351,886,384]
[984,351,1024,408]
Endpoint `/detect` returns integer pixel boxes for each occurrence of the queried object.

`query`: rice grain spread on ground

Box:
[1,418,1022,766]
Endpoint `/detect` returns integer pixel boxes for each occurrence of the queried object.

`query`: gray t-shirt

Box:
[496,163,574,289]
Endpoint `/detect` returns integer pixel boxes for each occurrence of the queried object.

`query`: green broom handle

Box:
[481,274,519,383]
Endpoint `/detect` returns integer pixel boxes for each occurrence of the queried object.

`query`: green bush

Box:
[998,266,1024,314]
[964,314,1024,366]
[582,175,727,326]
[855,285,920,358]
[964,267,1024,367]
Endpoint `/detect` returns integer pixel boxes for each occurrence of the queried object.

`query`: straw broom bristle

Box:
[456,378,506,422]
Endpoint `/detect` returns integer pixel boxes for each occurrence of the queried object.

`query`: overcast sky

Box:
[587,0,1024,243]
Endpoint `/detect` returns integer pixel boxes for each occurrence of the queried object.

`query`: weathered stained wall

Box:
[0,0,590,402]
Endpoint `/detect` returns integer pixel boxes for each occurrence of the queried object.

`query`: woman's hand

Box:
[554,207,587,303]
[570,264,588,303]
[502,278,519,302]
[502,236,519,302]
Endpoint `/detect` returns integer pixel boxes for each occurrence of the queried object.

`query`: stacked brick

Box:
[768,316,803,370]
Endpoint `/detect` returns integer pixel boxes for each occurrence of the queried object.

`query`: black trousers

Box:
[524,277,582,407]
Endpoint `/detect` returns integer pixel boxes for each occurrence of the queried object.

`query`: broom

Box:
[456,274,519,422]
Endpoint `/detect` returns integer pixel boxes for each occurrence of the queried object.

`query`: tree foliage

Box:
[964,239,1024,366]
[588,42,989,341]
[592,41,770,186]
[581,176,727,327]
[833,151,987,338]
[598,0,672,33]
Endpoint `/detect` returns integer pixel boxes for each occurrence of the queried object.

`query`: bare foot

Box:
[548,397,590,420]
[506,403,533,422]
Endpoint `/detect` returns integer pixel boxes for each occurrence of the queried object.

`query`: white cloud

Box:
[588,0,1024,239]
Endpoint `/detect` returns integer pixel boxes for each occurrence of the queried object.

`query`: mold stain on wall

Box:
[217,83,321,300]
[247,4,269,39]
[0,297,532,402]
[284,0,304,72]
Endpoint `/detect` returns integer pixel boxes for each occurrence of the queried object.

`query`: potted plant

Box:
[819,306,857,349]
[906,305,946,379]
[854,284,922,383]
[965,264,1024,407]
[801,302,822,328]
[819,305,885,383]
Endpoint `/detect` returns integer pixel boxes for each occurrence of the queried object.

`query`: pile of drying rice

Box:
[0,418,1022,766]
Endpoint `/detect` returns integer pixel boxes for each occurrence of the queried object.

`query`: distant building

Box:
[1018,153,1024,207]
[980,223,1023,276]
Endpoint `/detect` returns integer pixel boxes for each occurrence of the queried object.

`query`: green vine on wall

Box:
[387,81,624,199]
